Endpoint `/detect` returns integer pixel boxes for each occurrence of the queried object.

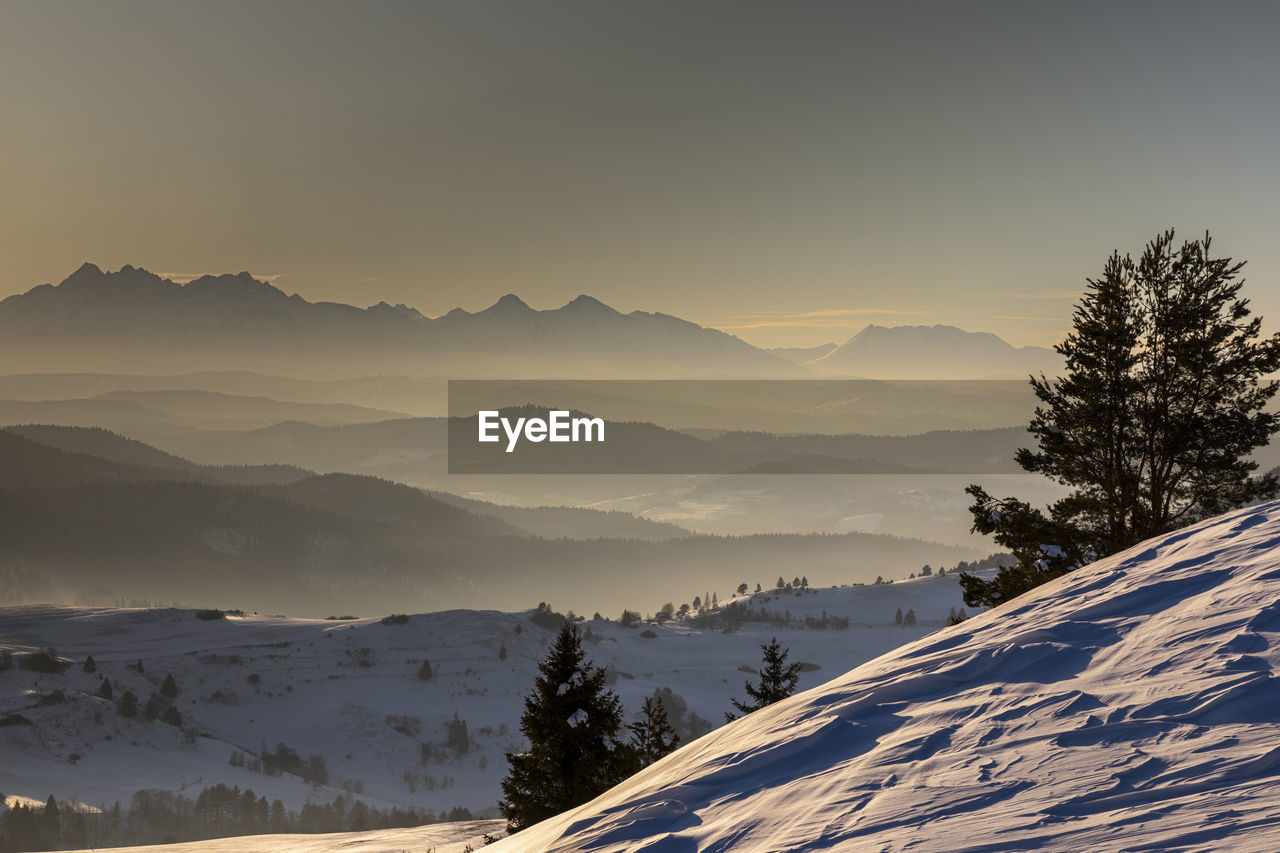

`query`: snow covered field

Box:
[490,501,1280,851]
[0,573,972,824]
[61,819,505,853]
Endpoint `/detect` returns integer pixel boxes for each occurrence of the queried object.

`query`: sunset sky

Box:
[2,0,1279,348]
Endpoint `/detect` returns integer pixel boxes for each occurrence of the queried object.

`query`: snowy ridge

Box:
[494,502,1280,852]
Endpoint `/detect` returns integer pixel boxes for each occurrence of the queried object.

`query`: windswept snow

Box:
[492,502,1280,852]
[61,819,503,853]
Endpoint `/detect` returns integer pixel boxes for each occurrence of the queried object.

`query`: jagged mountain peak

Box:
[555,293,623,317]
[183,271,287,299]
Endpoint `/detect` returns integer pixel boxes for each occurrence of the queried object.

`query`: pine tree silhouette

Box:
[726,637,802,721]
[500,622,631,833]
[628,696,680,768]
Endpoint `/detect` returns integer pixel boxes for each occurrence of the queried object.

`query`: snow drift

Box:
[494,502,1280,852]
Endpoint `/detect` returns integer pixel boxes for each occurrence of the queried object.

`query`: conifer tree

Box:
[627,696,680,768]
[726,637,801,721]
[83,655,96,673]
[98,678,113,700]
[500,622,631,833]
[43,795,61,848]
[964,230,1280,606]
[119,691,138,718]
[161,674,179,699]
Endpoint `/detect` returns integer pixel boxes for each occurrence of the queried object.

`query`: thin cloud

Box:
[703,307,927,331]
[359,276,379,283]
[1005,290,1080,300]
[992,315,1068,322]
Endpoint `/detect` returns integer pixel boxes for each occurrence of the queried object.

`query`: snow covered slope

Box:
[493,502,1280,852]
[0,575,972,819]
[61,820,504,853]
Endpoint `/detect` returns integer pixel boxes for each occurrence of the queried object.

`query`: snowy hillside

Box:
[0,575,972,823]
[492,501,1280,852]
[62,820,504,853]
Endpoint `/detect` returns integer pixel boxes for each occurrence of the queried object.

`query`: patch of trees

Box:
[17,649,67,674]
[682,600,849,632]
[0,786,454,851]
[500,623,680,833]
[228,743,329,786]
[260,743,330,785]
[529,602,567,631]
[648,687,712,742]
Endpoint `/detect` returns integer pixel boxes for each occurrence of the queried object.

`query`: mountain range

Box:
[0,264,1063,379]
[0,264,796,379]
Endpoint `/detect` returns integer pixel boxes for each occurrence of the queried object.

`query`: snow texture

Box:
[61,819,503,853]
[492,501,1280,852]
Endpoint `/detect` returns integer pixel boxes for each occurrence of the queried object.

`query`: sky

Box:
[2,0,1279,349]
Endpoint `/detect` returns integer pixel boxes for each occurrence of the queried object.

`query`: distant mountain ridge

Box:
[0,264,801,378]
[0,264,1066,378]
[809,323,1065,378]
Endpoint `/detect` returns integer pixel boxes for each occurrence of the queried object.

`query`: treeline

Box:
[0,786,477,852]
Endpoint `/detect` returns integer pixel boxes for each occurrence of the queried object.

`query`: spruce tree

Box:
[43,795,61,848]
[627,696,680,768]
[500,622,631,833]
[726,637,801,721]
[161,674,179,699]
[963,230,1280,606]
[118,691,137,718]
